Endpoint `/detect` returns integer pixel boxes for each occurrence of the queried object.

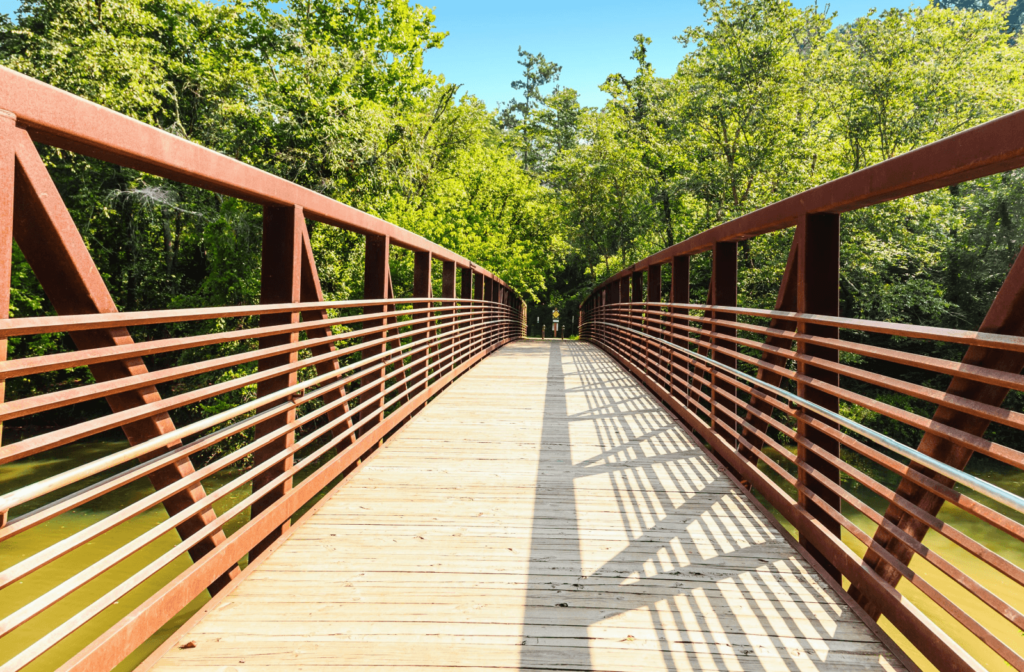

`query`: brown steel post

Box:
[473,271,484,301]
[605,281,619,346]
[360,234,390,429]
[631,270,643,302]
[670,256,689,306]
[409,250,433,394]
[631,271,644,368]
[249,204,304,561]
[671,255,690,405]
[620,275,632,354]
[711,242,737,443]
[795,213,842,581]
[458,267,472,359]
[485,276,494,343]
[648,264,663,383]
[10,131,238,591]
[0,112,13,448]
[473,271,485,352]
[648,264,662,303]
[440,260,456,368]
[442,260,457,300]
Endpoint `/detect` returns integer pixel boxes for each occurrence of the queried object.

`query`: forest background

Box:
[2,0,1024,436]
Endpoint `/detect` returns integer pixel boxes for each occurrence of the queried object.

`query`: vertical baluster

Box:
[621,275,632,359]
[632,269,644,367]
[409,250,432,397]
[460,266,472,362]
[671,255,690,408]
[711,241,737,444]
[485,276,494,348]
[473,271,484,355]
[360,234,390,432]
[250,204,304,560]
[441,260,456,372]
[648,264,662,385]
[795,212,842,580]
[603,280,616,346]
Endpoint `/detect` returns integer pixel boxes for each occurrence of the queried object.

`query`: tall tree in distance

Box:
[499,47,562,172]
[603,34,682,248]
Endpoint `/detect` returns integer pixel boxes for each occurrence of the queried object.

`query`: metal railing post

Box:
[250,204,304,560]
[671,254,690,406]
[648,264,662,385]
[441,260,456,372]
[409,250,433,395]
[459,266,472,362]
[360,233,390,432]
[621,275,632,357]
[711,241,737,443]
[473,271,485,353]
[795,212,842,580]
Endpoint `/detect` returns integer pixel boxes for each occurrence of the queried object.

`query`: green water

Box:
[0,438,253,672]
[755,449,1024,671]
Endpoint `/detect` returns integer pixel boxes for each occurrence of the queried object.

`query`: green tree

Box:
[499,47,562,172]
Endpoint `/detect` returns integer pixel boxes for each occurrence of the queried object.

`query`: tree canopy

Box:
[3,0,1024,353]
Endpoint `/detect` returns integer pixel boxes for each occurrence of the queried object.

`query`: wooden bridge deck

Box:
[148,340,905,672]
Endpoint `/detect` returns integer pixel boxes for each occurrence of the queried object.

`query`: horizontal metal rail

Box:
[596,319,1024,517]
[0,66,501,277]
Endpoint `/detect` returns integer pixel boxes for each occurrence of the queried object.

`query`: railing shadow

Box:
[519,340,883,671]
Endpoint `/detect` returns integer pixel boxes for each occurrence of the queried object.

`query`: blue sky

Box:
[0,0,911,109]
[423,0,911,109]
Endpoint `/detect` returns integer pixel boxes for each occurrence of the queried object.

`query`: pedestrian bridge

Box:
[148,341,903,672]
[1,67,1023,672]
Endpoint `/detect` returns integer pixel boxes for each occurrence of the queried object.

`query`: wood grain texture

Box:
[150,340,905,671]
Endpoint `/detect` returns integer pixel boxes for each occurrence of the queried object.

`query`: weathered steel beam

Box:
[795,213,842,581]
[9,129,237,591]
[0,68,513,285]
[250,204,304,561]
[854,242,1024,619]
[360,234,390,431]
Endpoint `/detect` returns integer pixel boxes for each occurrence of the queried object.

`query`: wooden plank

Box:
[148,341,906,672]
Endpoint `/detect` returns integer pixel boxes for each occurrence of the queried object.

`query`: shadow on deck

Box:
[147,340,905,671]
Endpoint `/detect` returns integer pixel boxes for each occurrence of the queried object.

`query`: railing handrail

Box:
[598,300,1024,353]
[594,318,1024,518]
[0,297,505,337]
[586,105,1024,295]
[0,66,505,283]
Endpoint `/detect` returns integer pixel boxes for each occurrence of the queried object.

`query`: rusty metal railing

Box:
[0,67,525,672]
[581,111,1024,672]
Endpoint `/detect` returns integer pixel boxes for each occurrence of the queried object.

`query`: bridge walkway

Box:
[147,340,905,671]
